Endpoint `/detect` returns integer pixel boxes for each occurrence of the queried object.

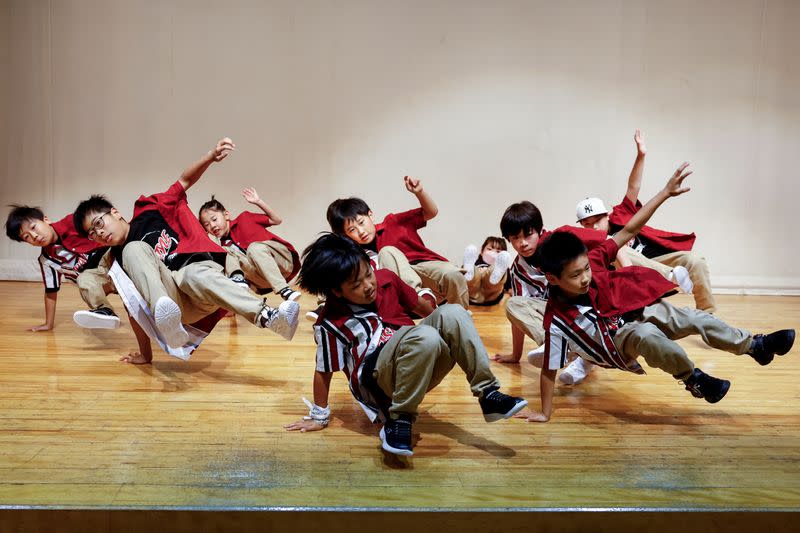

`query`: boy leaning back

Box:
[519,163,794,422]
[284,233,526,457]
[72,138,299,364]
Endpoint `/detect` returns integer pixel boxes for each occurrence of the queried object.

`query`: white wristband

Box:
[302,397,330,426]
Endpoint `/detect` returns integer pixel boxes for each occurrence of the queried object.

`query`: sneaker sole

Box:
[379,427,413,456]
[777,330,795,356]
[305,312,319,322]
[706,380,731,404]
[73,311,121,330]
[269,300,300,340]
[462,246,480,282]
[483,399,529,423]
[154,297,189,348]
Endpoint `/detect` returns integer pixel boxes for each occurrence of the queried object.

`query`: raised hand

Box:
[663,162,693,197]
[634,129,646,156]
[403,175,424,195]
[242,187,261,205]
[211,137,236,162]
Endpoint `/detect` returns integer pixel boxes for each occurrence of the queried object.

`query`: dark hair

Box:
[537,231,588,277]
[326,197,372,233]
[198,195,226,218]
[5,205,45,242]
[480,236,507,252]
[500,201,543,239]
[299,233,371,297]
[73,195,114,237]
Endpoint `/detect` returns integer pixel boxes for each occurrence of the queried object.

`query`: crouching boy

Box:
[285,233,527,457]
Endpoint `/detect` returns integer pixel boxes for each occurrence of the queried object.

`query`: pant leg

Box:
[246,241,293,292]
[613,320,696,380]
[224,248,246,276]
[652,251,716,312]
[377,246,422,290]
[639,299,751,354]
[374,305,500,419]
[471,265,505,304]
[121,241,182,312]
[624,247,674,279]
[504,296,547,345]
[412,260,470,309]
[76,267,113,310]
[374,323,449,420]
[174,260,266,324]
[418,304,499,395]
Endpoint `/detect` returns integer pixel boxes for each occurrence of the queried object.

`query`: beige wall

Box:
[2,0,799,292]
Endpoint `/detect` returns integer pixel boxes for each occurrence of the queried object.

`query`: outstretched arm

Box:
[120,314,153,364]
[404,176,438,221]
[178,137,235,191]
[242,187,283,225]
[612,162,692,250]
[284,371,333,432]
[29,292,57,332]
[625,129,647,204]
[516,367,557,422]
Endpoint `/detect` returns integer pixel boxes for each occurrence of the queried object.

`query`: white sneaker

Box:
[258,300,300,340]
[669,266,694,294]
[277,286,302,302]
[527,344,545,366]
[558,357,594,385]
[154,296,189,349]
[73,307,121,330]
[490,250,512,285]
[462,245,480,282]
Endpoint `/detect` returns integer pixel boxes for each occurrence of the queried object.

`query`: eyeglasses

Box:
[87,211,112,238]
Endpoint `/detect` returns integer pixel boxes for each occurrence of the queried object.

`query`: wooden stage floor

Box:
[0,281,798,513]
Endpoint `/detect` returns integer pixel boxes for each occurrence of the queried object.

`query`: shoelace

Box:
[390,419,412,440]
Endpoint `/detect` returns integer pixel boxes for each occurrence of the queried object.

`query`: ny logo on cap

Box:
[584,205,593,214]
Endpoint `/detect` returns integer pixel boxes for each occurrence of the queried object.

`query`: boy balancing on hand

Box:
[72,138,299,364]
[518,162,794,422]
[284,233,526,457]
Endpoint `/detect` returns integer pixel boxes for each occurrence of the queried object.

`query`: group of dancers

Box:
[5,131,794,457]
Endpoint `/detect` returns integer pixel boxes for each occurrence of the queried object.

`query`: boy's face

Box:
[18,217,58,247]
[506,229,540,258]
[546,254,592,297]
[480,242,503,265]
[342,212,376,245]
[199,208,231,238]
[83,208,128,246]
[578,214,609,233]
[332,259,377,305]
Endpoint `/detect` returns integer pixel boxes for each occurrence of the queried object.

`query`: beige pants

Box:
[467,265,506,305]
[374,304,500,420]
[225,240,294,292]
[613,299,751,380]
[505,296,547,345]
[122,241,264,324]
[76,250,115,310]
[377,246,423,291]
[625,247,716,312]
[412,260,470,309]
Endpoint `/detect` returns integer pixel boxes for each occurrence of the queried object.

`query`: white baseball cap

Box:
[576,197,608,222]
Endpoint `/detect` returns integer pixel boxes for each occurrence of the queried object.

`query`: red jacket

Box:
[608,196,696,252]
[133,181,224,256]
[225,211,300,280]
[375,208,448,263]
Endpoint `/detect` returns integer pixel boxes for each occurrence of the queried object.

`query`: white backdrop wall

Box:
[2,0,799,292]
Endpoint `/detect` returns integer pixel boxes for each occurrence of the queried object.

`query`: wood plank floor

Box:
[0,281,798,510]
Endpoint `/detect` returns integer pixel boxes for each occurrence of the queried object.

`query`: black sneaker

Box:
[478,387,528,422]
[229,270,250,291]
[73,306,121,330]
[748,329,795,366]
[379,415,413,456]
[682,368,730,403]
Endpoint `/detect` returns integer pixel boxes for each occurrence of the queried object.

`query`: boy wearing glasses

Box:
[72,138,299,362]
[5,205,118,331]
